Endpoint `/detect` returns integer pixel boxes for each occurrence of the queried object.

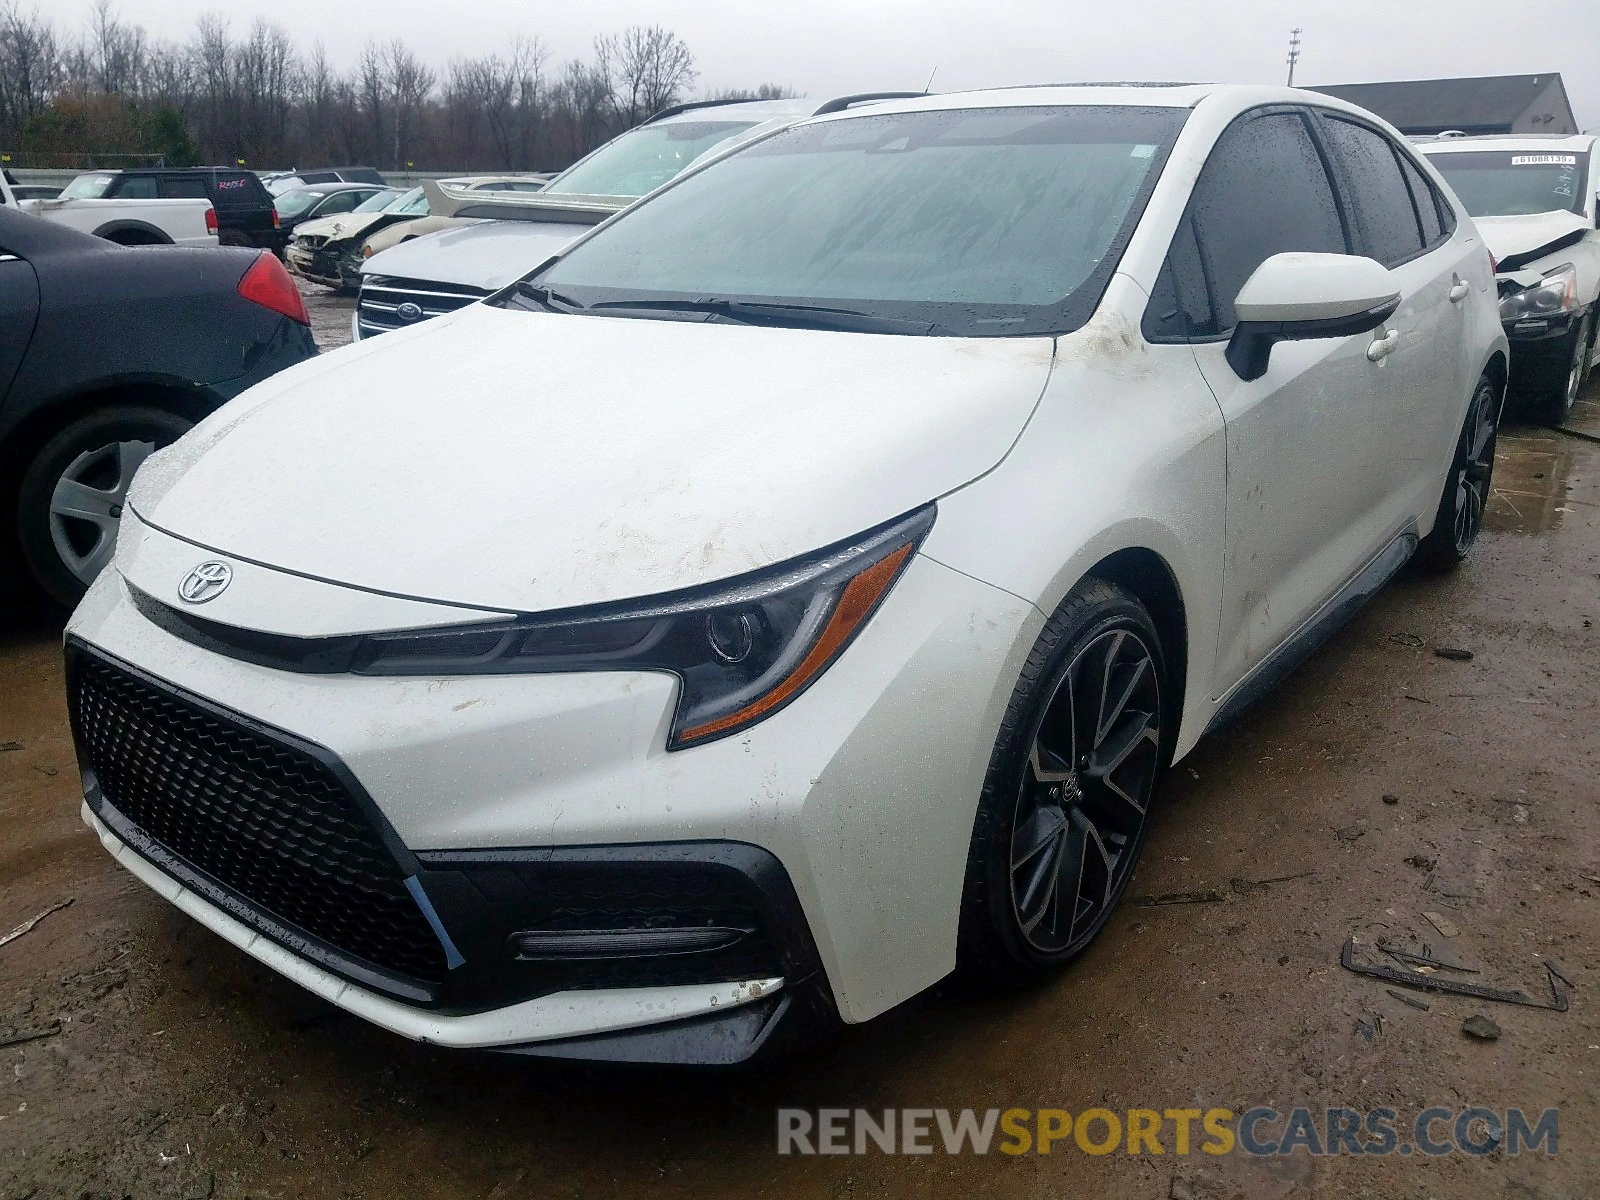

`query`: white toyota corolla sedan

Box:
[66,85,1506,1065]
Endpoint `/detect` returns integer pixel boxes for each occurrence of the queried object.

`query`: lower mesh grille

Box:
[69,647,448,988]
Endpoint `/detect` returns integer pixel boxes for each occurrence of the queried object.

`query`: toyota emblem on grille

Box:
[179,561,232,603]
[396,301,423,322]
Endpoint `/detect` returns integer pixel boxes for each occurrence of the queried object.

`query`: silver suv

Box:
[354,94,922,339]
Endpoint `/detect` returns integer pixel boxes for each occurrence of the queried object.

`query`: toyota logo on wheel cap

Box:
[396,301,423,322]
[179,561,232,603]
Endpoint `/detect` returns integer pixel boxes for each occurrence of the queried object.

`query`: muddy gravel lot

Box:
[2,317,1598,1198]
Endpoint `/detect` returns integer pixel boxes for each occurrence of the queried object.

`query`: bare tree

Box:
[87,0,145,96]
[0,12,783,175]
[383,38,432,169]
[594,25,695,129]
[355,37,384,163]
[0,3,61,134]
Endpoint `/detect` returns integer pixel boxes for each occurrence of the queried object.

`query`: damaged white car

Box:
[1421,134,1599,423]
[68,85,1505,1065]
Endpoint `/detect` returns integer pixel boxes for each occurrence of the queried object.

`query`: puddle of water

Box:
[1487,420,1578,535]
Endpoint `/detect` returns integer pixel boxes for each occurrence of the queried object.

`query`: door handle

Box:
[1448,275,1471,303]
[1366,328,1400,362]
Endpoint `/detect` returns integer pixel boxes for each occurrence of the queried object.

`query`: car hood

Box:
[130,306,1054,615]
[1476,211,1593,270]
[361,215,480,258]
[362,219,588,291]
[294,210,398,244]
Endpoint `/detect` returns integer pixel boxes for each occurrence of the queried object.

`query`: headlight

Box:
[353,505,935,748]
[1499,264,1577,322]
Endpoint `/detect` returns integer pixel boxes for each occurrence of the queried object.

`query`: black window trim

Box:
[1142,103,1350,346]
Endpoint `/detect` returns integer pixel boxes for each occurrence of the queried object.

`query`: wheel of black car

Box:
[16,407,193,608]
[1419,373,1501,572]
[958,578,1169,984]
[1529,311,1593,426]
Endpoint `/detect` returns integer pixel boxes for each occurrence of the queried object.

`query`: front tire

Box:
[1418,373,1501,572]
[958,579,1169,986]
[16,407,194,608]
[1526,310,1593,426]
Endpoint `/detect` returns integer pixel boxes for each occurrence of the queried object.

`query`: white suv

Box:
[68,85,1504,1066]
[1419,133,1599,423]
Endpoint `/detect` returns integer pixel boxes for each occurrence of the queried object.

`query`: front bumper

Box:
[1502,309,1581,344]
[285,242,357,288]
[68,637,829,1063]
[66,537,1038,1055]
[81,804,818,1063]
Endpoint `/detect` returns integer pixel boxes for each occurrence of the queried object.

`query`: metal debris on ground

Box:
[1341,938,1570,1011]
[1229,871,1314,895]
[1462,1014,1502,1040]
[0,897,75,950]
[1386,988,1431,1011]
[1435,647,1475,662]
[1335,823,1366,842]
[1131,889,1227,906]
[1423,911,1462,938]
[0,740,22,751]
[1389,633,1426,648]
[1405,854,1438,870]
[0,1021,62,1048]
[1382,793,1400,805]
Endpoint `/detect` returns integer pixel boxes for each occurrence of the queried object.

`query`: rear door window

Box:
[1177,110,1346,335]
[317,191,362,214]
[111,175,158,199]
[1318,117,1426,266]
[1395,152,1446,247]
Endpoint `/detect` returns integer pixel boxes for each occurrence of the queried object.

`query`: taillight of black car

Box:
[238,252,309,325]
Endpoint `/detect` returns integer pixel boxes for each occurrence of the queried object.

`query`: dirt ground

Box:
[2,323,1598,1197]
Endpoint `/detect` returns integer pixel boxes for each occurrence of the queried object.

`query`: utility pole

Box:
[1286,28,1303,87]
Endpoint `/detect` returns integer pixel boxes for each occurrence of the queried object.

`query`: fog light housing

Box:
[508,926,753,961]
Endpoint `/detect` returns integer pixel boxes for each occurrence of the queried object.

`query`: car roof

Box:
[1414,132,1597,155]
[806,83,1324,116]
[287,181,379,194]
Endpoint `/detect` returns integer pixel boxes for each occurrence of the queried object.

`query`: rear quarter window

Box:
[213,173,265,206]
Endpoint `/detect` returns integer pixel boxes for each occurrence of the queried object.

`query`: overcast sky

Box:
[107,0,1599,130]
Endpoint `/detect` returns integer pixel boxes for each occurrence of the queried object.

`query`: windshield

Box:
[520,106,1184,337]
[273,188,324,216]
[60,173,115,200]
[388,186,428,215]
[1427,151,1590,217]
[542,119,760,198]
[265,175,305,196]
[355,188,402,212]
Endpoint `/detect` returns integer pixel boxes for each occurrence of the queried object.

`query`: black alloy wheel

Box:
[1009,626,1163,954]
[960,578,1169,983]
[1419,373,1500,571]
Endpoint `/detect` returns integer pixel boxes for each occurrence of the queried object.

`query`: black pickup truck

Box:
[59,167,285,253]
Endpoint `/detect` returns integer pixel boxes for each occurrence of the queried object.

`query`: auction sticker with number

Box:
[1511,155,1578,166]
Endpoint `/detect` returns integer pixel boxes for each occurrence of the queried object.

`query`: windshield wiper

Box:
[513,281,586,312]
[584,297,940,335]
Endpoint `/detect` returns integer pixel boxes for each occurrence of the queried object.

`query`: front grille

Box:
[69,648,448,989]
[293,234,327,250]
[358,274,489,337]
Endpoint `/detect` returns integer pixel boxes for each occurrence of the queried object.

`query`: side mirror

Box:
[1226,252,1401,381]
